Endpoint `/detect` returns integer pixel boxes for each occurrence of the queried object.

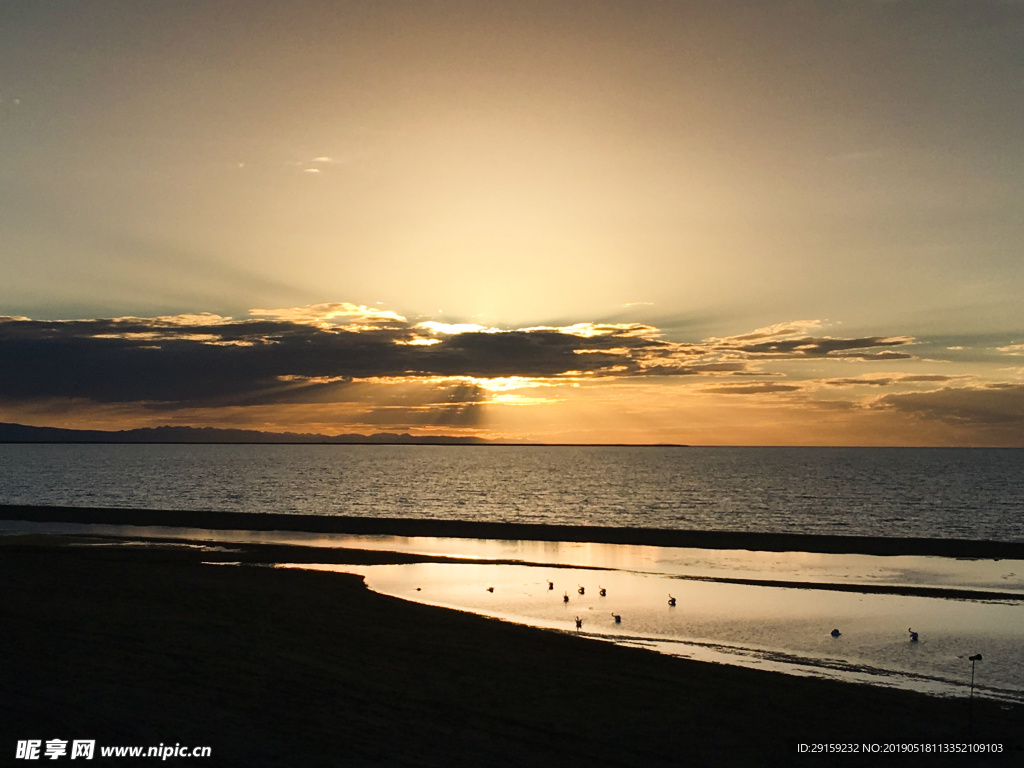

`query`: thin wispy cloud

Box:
[821,374,967,388]
[699,383,805,396]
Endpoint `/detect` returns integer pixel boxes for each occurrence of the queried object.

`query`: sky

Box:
[2,0,1023,445]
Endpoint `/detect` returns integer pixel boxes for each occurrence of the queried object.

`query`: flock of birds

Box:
[478,580,678,632]
[484,581,924,641]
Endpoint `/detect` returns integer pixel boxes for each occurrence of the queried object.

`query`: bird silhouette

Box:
[831,628,841,638]
[908,628,919,642]
[578,585,585,595]
[668,595,677,607]
[575,616,583,631]
[547,580,554,590]
[599,586,607,596]
[486,587,494,593]
[563,592,569,604]
[612,613,622,624]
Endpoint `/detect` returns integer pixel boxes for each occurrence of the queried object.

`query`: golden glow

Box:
[5,376,1020,446]
[574,347,632,356]
[110,313,234,326]
[394,337,442,346]
[414,321,498,335]
[471,376,556,392]
[407,320,661,342]
[90,332,259,346]
[3,304,1021,446]
[520,322,661,339]
[486,394,556,406]
[275,375,348,385]
[92,332,217,342]
[249,303,407,329]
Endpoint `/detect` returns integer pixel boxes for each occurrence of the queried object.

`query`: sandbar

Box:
[5,503,1024,558]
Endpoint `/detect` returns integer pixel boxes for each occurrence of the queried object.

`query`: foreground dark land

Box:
[2,537,1022,767]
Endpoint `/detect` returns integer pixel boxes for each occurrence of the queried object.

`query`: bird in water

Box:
[547,580,554,590]
[668,595,677,607]
[908,628,919,642]
[575,616,583,631]
[486,587,494,593]
[831,628,841,638]
[563,592,570,604]
[599,586,607,596]
[612,613,621,624]
[578,585,585,595]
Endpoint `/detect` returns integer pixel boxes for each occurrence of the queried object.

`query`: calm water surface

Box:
[274,534,1024,704]
[335,559,1024,704]
[1,444,1022,540]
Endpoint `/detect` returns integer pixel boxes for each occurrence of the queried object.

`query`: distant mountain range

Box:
[0,422,502,445]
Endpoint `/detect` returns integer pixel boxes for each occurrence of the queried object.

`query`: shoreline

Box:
[2,537,1022,766]
[5,503,1024,558]
[10,530,1020,601]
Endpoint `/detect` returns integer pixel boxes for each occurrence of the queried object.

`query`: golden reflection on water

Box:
[281,556,1024,703]
[4,520,1023,594]
[255,533,1024,594]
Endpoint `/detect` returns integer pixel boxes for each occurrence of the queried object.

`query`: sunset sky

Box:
[2,1,1023,445]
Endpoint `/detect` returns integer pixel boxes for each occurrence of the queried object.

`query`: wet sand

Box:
[6,503,1024,558]
[669,574,1024,602]
[2,534,1022,767]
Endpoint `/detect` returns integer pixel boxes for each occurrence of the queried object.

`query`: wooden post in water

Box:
[968,653,982,739]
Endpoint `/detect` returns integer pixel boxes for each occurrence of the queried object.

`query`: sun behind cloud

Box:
[1,301,1022,445]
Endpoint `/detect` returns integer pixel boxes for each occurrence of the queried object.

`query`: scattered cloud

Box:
[718,320,824,341]
[519,322,662,339]
[822,374,966,388]
[112,313,235,326]
[712,333,913,360]
[249,302,407,330]
[699,383,804,395]
[873,383,1024,427]
[2,304,1015,443]
[415,321,500,336]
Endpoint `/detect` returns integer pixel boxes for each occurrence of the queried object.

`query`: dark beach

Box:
[2,508,1023,766]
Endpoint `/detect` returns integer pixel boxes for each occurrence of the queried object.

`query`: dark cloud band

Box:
[0,311,917,407]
